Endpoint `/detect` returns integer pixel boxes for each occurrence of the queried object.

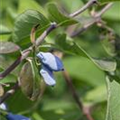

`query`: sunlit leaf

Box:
[99,0,120,4]
[106,77,120,120]
[64,57,105,86]
[0,25,11,35]
[47,3,78,26]
[103,2,120,21]
[18,0,46,16]
[83,85,107,105]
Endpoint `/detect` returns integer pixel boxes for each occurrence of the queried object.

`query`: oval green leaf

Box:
[0,41,20,54]
[13,10,50,45]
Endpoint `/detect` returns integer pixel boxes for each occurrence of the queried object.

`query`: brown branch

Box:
[0,82,19,104]
[95,3,113,17]
[70,3,113,37]
[62,70,94,120]
[0,0,100,81]
[0,23,57,80]
[0,3,113,119]
[69,0,98,17]
[62,70,83,109]
[0,56,22,79]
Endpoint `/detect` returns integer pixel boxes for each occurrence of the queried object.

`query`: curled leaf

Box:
[19,58,41,101]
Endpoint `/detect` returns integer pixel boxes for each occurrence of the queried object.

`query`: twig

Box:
[70,3,113,37]
[62,70,94,120]
[0,23,57,80]
[83,106,94,120]
[0,1,100,80]
[0,3,113,119]
[62,70,83,110]
[0,82,19,104]
[95,3,113,17]
[69,0,98,17]
[0,56,22,80]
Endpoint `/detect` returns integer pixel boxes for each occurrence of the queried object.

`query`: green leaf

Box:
[19,58,41,101]
[83,85,107,105]
[18,0,46,16]
[99,0,120,4]
[93,59,116,72]
[13,10,50,44]
[103,2,120,21]
[0,115,7,120]
[47,3,78,26]
[106,77,120,120]
[101,38,116,56]
[0,25,11,35]
[0,41,20,54]
[0,74,17,84]
[55,34,116,72]
[64,57,105,86]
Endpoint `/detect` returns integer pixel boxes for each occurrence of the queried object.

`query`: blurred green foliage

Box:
[0,0,120,120]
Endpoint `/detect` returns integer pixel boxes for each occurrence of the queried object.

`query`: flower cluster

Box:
[37,52,64,86]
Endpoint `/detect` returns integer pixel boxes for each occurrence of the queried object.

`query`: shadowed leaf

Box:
[19,58,41,101]
[55,34,116,72]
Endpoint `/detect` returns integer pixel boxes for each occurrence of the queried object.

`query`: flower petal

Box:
[6,113,30,120]
[37,52,64,71]
[0,103,7,110]
[40,65,56,86]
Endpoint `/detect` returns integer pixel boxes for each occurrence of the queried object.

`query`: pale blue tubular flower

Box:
[36,52,64,86]
[0,103,7,110]
[40,65,56,86]
[36,52,64,71]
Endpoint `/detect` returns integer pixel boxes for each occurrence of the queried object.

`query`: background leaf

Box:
[0,25,11,35]
[0,41,20,54]
[55,34,116,72]
[47,3,78,26]
[99,0,120,4]
[106,77,120,120]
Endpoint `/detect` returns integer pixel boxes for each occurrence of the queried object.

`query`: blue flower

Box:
[36,52,64,71]
[40,65,56,86]
[37,52,64,86]
[6,113,30,120]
